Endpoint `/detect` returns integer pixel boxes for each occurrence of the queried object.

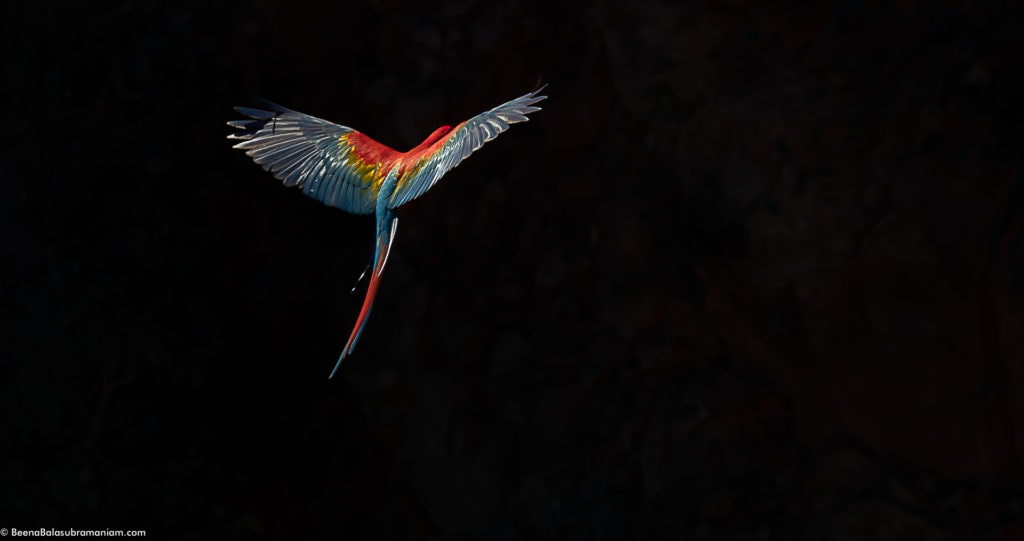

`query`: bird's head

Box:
[422,125,453,146]
[406,125,454,155]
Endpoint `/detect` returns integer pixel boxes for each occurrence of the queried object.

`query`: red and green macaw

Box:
[228,86,547,377]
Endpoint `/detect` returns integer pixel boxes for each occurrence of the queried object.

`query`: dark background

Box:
[4,0,1024,539]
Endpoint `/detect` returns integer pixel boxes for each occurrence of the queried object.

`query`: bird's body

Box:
[228,86,546,377]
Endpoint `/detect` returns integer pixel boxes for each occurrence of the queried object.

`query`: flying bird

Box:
[228,86,547,378]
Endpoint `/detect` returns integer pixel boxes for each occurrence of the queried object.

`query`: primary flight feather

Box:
[228,86,547,377]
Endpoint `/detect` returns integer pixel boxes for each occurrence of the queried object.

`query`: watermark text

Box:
[2,528,146,537]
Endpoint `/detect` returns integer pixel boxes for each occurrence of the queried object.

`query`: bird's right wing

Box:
[387,86,547,209]
[228,101,397,215]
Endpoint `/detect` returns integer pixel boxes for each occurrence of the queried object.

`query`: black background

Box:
[5,1,1024,539]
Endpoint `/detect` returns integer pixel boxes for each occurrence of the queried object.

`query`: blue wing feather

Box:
[387,85,547,209]
[228,102,377,215]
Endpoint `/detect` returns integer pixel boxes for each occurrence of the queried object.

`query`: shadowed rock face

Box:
[4,0,1024,538]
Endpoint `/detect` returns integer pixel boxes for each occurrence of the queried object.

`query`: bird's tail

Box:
[329,213,399,378]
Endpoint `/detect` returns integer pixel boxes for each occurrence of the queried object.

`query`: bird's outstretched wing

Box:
[387,86,547,209]
[228,100,398,215]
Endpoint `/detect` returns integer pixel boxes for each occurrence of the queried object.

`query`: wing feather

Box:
[387,86,547,208]
[228,100,380,215]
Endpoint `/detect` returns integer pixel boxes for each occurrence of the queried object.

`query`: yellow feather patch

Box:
[339,133,394,191]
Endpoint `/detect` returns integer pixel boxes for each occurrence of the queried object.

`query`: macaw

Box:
[228,86,547,377]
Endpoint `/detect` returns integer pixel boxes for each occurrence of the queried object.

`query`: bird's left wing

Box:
[387,86,547,209]
[228,101,392,215]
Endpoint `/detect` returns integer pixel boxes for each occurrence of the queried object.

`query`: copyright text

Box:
[1,528,146,537]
